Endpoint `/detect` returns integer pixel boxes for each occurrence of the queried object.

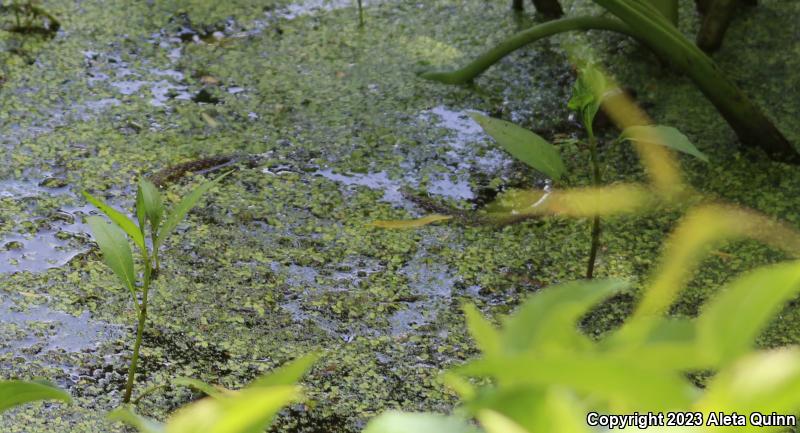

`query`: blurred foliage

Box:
[0,380,70,413]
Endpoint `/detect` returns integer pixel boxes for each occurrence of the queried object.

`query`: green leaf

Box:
[363,412,481,433]
[620,125,708,162]
[173,378,226,398]
[108,407,165,433]
[698,261,800,366]
[470,113,565,180]
[371,214,452,229]
[463,304,501,357]
[250,353,319,388]
[568,65,607,137]
[87,216,137,297]
[0,380,71,413]
[136,179,164,237]
[501,279,628,354]
[166,385,299,433]
[699,348,800,414]
[155,172,231,251]
[83,191,145,252]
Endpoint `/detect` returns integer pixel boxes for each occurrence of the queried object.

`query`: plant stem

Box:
[419,16,642,84]
[357,0,364,27]
[696,0,736,52]
[532,0,564,18]
[586,133,602,279]
[123,259,151,403]
[593,0,796,161]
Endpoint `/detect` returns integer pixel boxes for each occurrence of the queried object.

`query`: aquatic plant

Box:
[109,353,317,433]
[0,1,59,36]
[418,0,797,162]
[0,380,70,413]
[83,173,229,403]
[364,205,800,433]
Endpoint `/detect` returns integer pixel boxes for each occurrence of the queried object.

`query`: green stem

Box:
[696,0,736,52]
[586,133,602,279]
[123,257,151,404]
[357,0,364,27]
[592,0,796,161]
[418,16,643,84]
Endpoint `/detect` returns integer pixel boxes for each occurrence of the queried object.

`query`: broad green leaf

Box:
[501,279,628,354]
[620,125,708,162]
[605,319,703,371]
[250,353,319,388]
[470,113,565,180]
[87,216,137,297]
[371,214,452,229]
[166,385,299,433]
[698,261,800,366]
[173,378,226,398]
[463,304,501,357]
[458,352,696,410]
[136,179,164,236]
[155,172,231,251]
[363,411,480,433]
[465,386,546,431]
[478,410,529,433]
[698,348,800,415]
[108,407,165,433]
[0,380,71,413]
[83,191,145,252]
[568,65,607,137]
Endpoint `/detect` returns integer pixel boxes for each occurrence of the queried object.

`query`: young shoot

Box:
[83,172,229,403]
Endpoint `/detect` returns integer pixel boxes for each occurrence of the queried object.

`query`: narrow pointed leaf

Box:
[250,353,318,388]
[137,179,164,236]
[470,113,565,180]
[0,380,71,413]
[371,214,452,229]
[155,172,231,251]
[108,407,165,433]
[87,216,137,297]
[463,304,501,356]
[568,65,608,137]
[166,385,299,433]
[698,261,800,366]
[83,191,145,252]
[173,378,227,398]
[620,125,708,162]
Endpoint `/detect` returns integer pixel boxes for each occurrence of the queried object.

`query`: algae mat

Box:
[1,0,799,431]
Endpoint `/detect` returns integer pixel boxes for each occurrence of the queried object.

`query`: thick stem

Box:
[696,0,736,52]
[695,0,712,13]
[532,0,564,18]
[649,0,678,25]
[512,0,524,11]
[594,0,797,161]
[357,0,364,26]
[419,16,643,84]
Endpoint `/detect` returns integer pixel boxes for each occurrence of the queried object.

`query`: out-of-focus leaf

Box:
[568,65,608,137]
[166,385,299,433]
[501,279,628,354]
[371,214,452,229]
[83,191,145,252]
[136,179,164,236]
[108,407,165,433]
[87,216,137,297]
[620,126,708,162]
[458,352,696,410]
[470,113,565,180]
[251,353,318,388]
[155,172,231,251]
[698,348,800,415]
[363,411,480,433]
[0,380,71,413]
[463,304,501,357]
[483,184,653,220]
[465,386,546,430]
[698,261,800,366]
[478,410,529,433]
[173,378,227,398]
[605,319,703,371]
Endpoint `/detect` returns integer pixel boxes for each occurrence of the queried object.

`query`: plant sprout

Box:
[83,172,229,403]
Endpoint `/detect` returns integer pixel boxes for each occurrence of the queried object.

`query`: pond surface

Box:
[1,0,799,431]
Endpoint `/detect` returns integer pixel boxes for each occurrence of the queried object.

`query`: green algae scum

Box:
[1,0,800,432]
